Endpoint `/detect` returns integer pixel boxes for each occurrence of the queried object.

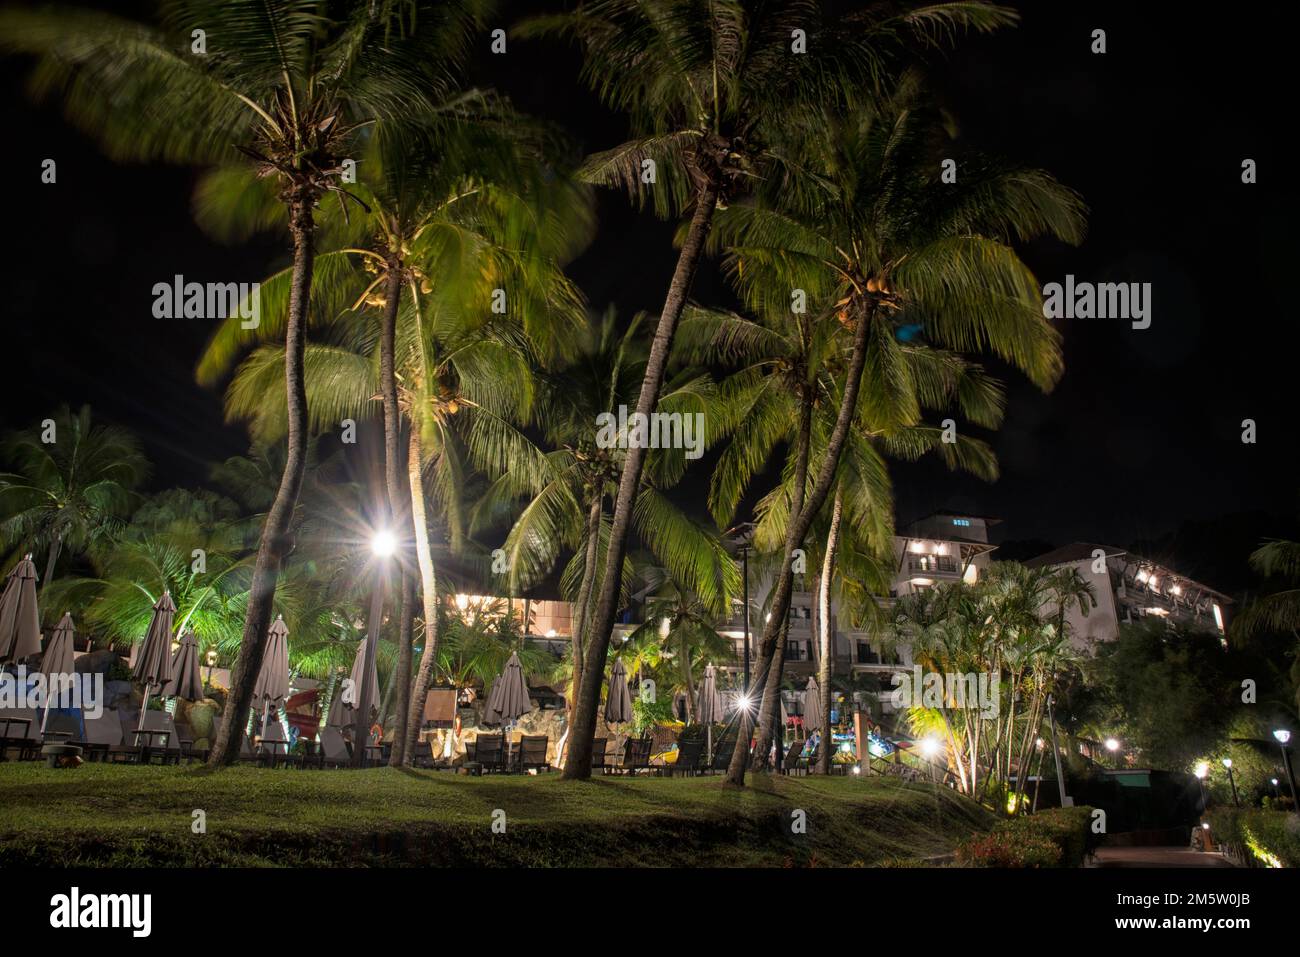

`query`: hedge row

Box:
[1207,807,1300,868]
[956,806,1098,868]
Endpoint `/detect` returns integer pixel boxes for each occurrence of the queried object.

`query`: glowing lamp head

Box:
[1105,738,1120,752]
[1274,729,1292,745]
[919,736,941,759]
[1221,757,1232,769]
[1194,761,1209,780]
[1272,778,1280,786]
[371,530,397,558]
[206,649,218,666]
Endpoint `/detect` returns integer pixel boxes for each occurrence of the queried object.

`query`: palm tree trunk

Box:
[726,303,875,786]
[210,189,315,767]
[562,494,603,766]
[389,569,415,766]
[400,428,440,766]
[41,534,61,595]
[563,183,721,780]
[680,632,696,724]
[816,487,843,774]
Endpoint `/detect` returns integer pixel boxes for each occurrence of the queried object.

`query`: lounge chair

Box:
[708,735,738,774]
[0,707,41,761]
[518,734,549,773]
[589,737,609,774]
[77,711,124,763]
[473,733,504,772]
[781,739,807,775]
[614,736,652,774]
[319,727,351,768]
[670,738,705,777]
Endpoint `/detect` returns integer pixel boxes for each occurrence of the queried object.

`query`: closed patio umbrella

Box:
[325,681,349,729]
[132,591,176,736]
[163,629,204,702]
[38,612,76,732]
[0,555,42,665]
[696,663,723,763]
[802,676,823,739]
[483,674,504,727]
[604,657,633,724]
[344,632,380,720]
[253,616,291,739]
[493,651,532,766]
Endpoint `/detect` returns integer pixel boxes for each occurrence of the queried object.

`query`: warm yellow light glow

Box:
[455,593,469,611]
[919,736,941,759]
[1194,761,1209,779]
[371,530,397,557]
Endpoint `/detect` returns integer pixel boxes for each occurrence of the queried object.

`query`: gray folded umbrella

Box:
[163,630,204,702]
[38,612,77,732]
[132,590,176,735]
[133,591,176,690]
[494,652,532,725]
[325,684,349,729]
[0,555,42,665]
[252,616,290,708]
[802,676,823,737]
[696,663,723,724]
[604,657,633,724]
[483,674,504,727]
[344,633,379,717]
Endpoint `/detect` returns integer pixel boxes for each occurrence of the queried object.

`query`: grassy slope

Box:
[0,764,993,867]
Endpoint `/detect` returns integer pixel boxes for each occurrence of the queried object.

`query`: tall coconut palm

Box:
[0,406,148,593]
[475,308,737,753]
[1233,538,1300,711]
[0,0,496,765]
[712,88,1084,783]
[523,0,1018,779]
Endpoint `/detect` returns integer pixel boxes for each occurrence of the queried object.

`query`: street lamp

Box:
[1194,761,1209,812]
[1104,737,1120,767]
[352,530,395,768]
[1222,757,1239,808]
[205,648,217,686]
[1272,729,1298,813]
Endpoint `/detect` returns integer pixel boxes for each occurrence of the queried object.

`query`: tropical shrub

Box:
[1208,807,1300,868]
[956,805,1097,867]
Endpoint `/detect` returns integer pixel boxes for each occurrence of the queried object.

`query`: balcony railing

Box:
[907,557,959,575]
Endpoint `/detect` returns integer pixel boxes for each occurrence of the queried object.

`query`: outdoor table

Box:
[40,741,83,768]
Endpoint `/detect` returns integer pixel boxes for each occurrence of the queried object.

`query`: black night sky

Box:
[2,1,1297,594]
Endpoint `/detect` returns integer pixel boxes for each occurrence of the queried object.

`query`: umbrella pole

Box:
[706,724,713,767]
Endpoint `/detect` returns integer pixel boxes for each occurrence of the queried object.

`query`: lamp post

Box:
[1194,761,1209,813]
[1046,693,1070,807]
[352,530,395,769]
[205,648,217,687]
[1273,729,1298,813]
[1222,757,1239,808]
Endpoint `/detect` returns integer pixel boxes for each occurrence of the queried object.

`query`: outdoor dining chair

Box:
[518,734,550,772]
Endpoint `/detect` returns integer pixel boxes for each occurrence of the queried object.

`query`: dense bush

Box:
[1207,807,1300,868]
[956,805,1097,868]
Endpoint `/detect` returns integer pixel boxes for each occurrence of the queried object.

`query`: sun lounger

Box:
[0,707,40,761]
[319,727,351,768]
[590,737,608,774]
[473,733,504,772]
[614,736,652,774]
[518,734,549,772]
[670,738,705,776]
[708,735,738,774]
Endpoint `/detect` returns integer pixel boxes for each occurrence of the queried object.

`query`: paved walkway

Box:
[1092,846,1237,868]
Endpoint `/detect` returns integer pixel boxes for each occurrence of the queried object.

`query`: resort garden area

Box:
[0,3,1298,932]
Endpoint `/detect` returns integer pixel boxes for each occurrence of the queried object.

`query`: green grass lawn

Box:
[0,763,993,867]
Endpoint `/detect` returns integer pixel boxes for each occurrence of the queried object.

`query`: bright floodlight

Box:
[371,530,397,557]
[919,736,941,759]
[1274,729,1292,745]
[1194,761,1209,779]
[1221,757,1232,768]
[1105,737,1120,752]
[736,693,752,714]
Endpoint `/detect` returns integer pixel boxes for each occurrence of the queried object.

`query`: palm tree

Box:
[712,86,1084,784]
[0,405,148,596]
[523,0,1018,780]
[615,569,736,725]
[1234,538,1300,711]
[0,0,494,765]
[477,309,737,756]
